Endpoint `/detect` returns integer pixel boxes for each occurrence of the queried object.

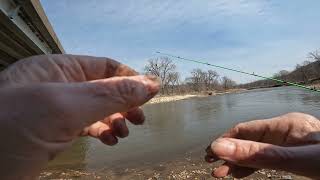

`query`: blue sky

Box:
[41,0,320,83]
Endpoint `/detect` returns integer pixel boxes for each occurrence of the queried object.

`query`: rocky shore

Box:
[41,159,309,180]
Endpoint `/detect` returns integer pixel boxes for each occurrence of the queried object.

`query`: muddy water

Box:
[47,87,320,174]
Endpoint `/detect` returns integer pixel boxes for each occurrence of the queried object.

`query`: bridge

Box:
[0,0,64,70]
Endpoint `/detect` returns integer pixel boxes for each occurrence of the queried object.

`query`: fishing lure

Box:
[156,51,320,93]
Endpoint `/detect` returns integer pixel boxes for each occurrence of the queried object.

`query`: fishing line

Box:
[156,51,320,93]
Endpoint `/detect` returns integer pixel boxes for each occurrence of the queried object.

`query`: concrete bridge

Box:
[0,0,64,70]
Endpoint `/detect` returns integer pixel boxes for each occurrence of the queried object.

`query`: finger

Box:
[222,117,292,146]
[211,137,320,178]
[207,143,255,178]
[222,113,320,146]
[212,162,232,178]
[85,121,118,145]
[47,75,159,129]
[103,113,129,138]
[5,54,138,83]
[20,75,159,141]
[222,119,273,140]
[99,129,118,146]
[205,145,218,161]
[72,55,139,79]
[211,138,286,169]
[123,107,145,125]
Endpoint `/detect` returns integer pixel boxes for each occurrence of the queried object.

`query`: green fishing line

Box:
[156,51,320,93]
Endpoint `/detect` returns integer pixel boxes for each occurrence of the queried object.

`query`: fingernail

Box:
[211,138,236,157]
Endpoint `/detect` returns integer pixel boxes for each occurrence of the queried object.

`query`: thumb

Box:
[211,138,320,178]
[53,75,160,126]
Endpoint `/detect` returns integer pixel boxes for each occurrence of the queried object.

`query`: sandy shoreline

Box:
[147,94,204,104]
[147,89,246,104]
[308,83,320,89]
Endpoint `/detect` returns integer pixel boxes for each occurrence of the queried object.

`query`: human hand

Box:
[206,112,320,179]
[0,54,160,179]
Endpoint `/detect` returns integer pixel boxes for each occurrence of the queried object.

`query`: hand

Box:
[0,54,160,179]
[206,112,320,179]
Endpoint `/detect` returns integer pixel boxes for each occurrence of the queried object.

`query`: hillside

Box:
[240,60,320,89]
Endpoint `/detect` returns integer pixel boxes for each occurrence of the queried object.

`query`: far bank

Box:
[147,89,246,104]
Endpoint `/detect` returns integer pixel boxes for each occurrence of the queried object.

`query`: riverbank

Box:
[308,83,320,89]
[147,89,246,104]
[41,159,309,180]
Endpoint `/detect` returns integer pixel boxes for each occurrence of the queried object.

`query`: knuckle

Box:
[91,78,142,109]
[115,78,142,107]
[234,142,259,164]
[232,144,247,164]
[89,81,114,97]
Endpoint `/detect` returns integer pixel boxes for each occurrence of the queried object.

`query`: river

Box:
[46,87,320,179]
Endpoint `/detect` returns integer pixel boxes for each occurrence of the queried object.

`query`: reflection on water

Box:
[48,87,320,171]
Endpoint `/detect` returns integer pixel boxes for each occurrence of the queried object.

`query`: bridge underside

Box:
[0,0,64,70]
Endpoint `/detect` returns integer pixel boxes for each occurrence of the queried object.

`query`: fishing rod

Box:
[156,51,320,93]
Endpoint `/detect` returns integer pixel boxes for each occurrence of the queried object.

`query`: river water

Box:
[47,87,320,175]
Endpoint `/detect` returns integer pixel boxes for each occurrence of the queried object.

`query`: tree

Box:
[166,71,180,93]
[207,70,219,90]
[295,63,308,83]
[186,69,222,92]
[274,70,289,78]
[144,57,177,94]
[308,50,320,77]
[302,60,312,66]
[308,50,320,62]
[189,68,205,92]
[221,76,236,90]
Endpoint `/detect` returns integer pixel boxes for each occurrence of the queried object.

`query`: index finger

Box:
[222,119,274,141]
[67,54,138,80]
[27,54,138,81]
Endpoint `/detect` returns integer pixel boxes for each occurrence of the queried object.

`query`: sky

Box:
[40,0,320,83]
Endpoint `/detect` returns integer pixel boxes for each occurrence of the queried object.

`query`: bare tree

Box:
[166,71,180,94]
[308,50,320,77]
[144,57,177,94]
[221,76,236,90]
[186,69,222,92]
[309,50,320,62]
[302,61,312,66]
[274,70,289,78]
[207,70,219,90]
[295,63,309,83]
[189,68,202,91]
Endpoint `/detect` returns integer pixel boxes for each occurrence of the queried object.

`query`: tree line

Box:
[144,57,236,95]
[239,50,320,89]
